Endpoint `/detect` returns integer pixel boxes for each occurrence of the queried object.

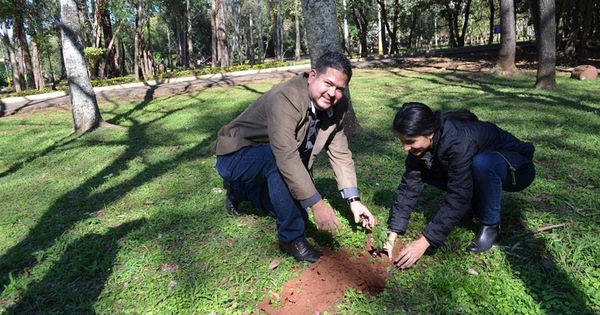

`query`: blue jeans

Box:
[423,152,535,225]
[215,145,308,243]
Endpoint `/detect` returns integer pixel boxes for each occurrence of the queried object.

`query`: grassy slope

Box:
[0,68,598,314]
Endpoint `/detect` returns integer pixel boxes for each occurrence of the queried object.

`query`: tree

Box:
[497,0,517,73]
[441,0,473,47]
[301,0,362,134]
[212,0,229,67]
[60,0,105,132]
[530,0,556,89]
[0,21,22,92]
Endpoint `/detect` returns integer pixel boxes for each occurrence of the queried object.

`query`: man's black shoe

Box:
[279,238,322,263]
[223,181,242,216]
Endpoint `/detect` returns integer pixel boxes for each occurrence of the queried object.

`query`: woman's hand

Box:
[393,235,430,269]
[383,232,398,260]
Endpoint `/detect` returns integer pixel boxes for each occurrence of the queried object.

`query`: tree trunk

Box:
[248,13,255,65]
[31,41,45,90]
[531,0,557,89]
[1,21,22,92]
[257,0,265,63]
[276,0,283,61]
[497,0,517,73]
[295,0,301,60]
[352,9,368,58]
[12,18,30,89]
[487,0,495,44]
[215,0,229,68]
[187,0,195,69]
[232,0,241,64]
[134,0,142,79]
[60,0,104,132]
[459,0,473,47]
[576,0,592,64]
[301,0,362,134]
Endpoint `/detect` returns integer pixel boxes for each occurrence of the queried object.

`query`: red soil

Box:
[257,238,401,315]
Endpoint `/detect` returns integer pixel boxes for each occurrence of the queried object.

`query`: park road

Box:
[0,64,311,118]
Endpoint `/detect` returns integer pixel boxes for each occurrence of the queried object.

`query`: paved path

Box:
[0,42,546,118]
[0,64,311,117]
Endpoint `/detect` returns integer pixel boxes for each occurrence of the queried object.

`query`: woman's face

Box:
[396,132,434,156]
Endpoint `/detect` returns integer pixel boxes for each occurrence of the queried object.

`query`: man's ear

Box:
[307,69,317,83]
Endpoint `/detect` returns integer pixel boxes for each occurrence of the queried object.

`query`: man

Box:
[215,51,376,263]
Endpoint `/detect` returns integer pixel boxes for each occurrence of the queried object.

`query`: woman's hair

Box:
[392,102,478,137]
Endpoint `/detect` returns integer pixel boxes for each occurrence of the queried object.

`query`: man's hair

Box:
[314,51,353,81]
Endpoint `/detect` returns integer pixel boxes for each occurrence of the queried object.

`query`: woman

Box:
[383,102,535,269]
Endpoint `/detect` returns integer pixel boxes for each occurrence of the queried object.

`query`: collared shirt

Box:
[299,101,321,166]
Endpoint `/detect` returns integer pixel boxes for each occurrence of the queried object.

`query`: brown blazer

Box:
[215,73,357,202]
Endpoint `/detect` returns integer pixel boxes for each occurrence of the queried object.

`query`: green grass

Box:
[0,68,598,314]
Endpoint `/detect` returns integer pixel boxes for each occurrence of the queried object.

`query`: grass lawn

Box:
[0,67,598,314]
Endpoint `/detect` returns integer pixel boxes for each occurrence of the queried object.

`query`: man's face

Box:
[307,67,349,111]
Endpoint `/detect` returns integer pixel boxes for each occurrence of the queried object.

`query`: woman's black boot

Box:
[467,224,500,253]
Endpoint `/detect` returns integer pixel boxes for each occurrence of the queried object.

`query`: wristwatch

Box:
[346,196,361,205]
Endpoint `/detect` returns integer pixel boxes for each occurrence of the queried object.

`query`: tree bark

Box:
[301,0,362,135]
[60,0,105,132]
[187,0,196,69]
[12,16,31,89]
[294,0,301,60]
[215,0,229,68]
[134,0,142,79]
[531,0,557,89]
[488,0,495,45]
[0,21,22,92]
[257,0,265,63]
[31,41,45,90]
[576,0,592,64]
[497,0,517,73]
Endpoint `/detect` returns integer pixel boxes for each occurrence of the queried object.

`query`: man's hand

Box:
[311,199,342,236]
[393,235,430,269]
[349,201,377,229]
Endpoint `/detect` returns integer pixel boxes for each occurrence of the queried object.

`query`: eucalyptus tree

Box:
[497,0,517,73]
[212,0,229,67]
[558,0,596,63]
[60,0,105,132]
[162,0,206,69]
[438,0,473,47]
[530,0,556,89]
[12,0,37,89]
[0,20,22,92]
[376,0,400,54]
[348,0,376,57]
[294,0,301,59]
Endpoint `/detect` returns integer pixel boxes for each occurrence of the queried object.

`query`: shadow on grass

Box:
[0,85,223,309]
[0,77,275,311]
[4,219,146,314]
[347,71,598,312]
[500,197,596,314]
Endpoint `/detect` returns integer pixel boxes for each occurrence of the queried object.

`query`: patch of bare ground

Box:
[257,236,402,315]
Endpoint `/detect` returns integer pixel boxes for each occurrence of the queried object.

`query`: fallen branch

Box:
[527,223,568,235]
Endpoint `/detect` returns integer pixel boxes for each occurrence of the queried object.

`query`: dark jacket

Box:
[387,117,535,247]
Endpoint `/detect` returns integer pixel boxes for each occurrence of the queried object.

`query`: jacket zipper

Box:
[494,152,517,185]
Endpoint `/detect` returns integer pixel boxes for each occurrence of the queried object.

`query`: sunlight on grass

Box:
[0,68,598,314]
